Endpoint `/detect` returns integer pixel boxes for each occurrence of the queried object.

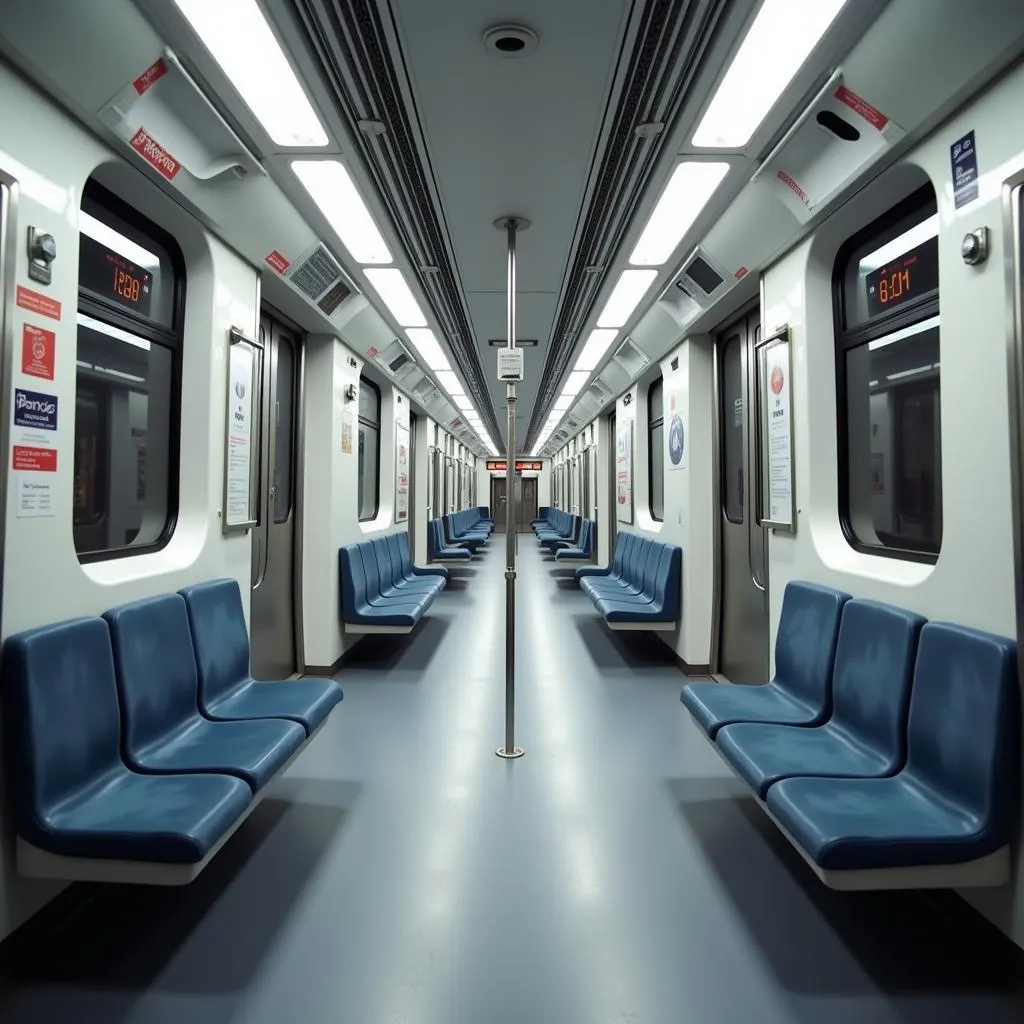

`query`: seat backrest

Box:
[659,546,683,618]
[339,544,368,610]
[2,617,123,832]
[828,599,925,762]
[773,581,852,704]
[627,537,654,587]
[373,536,396,587]
[179,578,251,702]
[388,533,408,577]
[906,622,1020,832]
[611,531,632,576]
[357,540,384,599]
[427,519,439,557]
[577,519,592,552]
[641,542,670,598]
[104,593,202,751]
[397,530,417,572]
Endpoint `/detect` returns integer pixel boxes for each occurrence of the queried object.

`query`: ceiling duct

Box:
[526,0,729,447]
[290,0,503,446]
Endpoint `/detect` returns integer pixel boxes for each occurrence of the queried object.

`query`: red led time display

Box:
[864,236,938,318]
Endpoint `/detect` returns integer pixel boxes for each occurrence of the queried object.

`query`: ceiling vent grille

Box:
[525,0,729,446]
[611,337,649,379]
[287,241,354,316]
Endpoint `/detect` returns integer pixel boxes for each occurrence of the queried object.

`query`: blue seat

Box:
[104,595,306,792]
[2,617,252,865]
[340,543,435,629]
[428,518,472,562]
[767,622,1020,872]
[374,535,445,598]
[536,509,574,543]
[576,530,634,582]
[390,531,449,583]
[680,581,851,738]
[555,519,594,561]
[475,506,495,527]
[540,515,580,552]
[445,513,487,550]
[590,542,681,624]
[715,600,925,797]
[179,578,343,736]
[581,536,654,599]
[531,506,552,528]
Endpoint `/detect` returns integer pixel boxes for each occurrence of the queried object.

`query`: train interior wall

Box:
[0,57,491,941]
[547,56,1024,945]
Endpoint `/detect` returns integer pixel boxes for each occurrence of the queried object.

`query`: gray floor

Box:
[2,538,1024,1023]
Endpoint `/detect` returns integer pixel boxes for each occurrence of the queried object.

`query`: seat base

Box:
[344,622,415,634]
[607,620,676,631]
[690,717,1012,890]
[16,718,329,884]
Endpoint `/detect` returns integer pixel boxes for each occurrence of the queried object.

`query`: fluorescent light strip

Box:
[291,161,392,265]
[692,0,849,149]
[80,212,159,269]
[174,0,328,147]
[629,162,730,266]
[552,396,573,412]
[435,369,463,393]
[405,328,451,372]
[596,269,658,329]
[454,395,475,413]
[561,371,590,398]
[574,329,618,373]
[860,215,939,273]
[363,269,426,327]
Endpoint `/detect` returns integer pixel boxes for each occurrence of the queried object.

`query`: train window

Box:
[835,184,941,561]
[357,376,380,521]
[74,180,184,561]
[273,334,296,522]
[648,379,664,521]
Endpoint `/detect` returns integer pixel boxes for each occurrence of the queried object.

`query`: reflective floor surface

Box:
[1,539,1024,1023]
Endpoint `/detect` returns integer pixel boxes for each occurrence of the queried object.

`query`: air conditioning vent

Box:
[288,242,343,301]
[672,246,729,308]
[588,378,612,404]
[376,337,415,377]
[611,337,649,379]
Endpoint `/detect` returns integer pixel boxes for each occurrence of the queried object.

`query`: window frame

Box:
[357,374,381,522]
[648,377,664,522]
[75,178,186,564]
[832,183,940,565]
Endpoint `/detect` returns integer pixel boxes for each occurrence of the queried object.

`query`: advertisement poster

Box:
[225,338,255,528]
[666,377,688,472]
[762,340,794,528]
[615,420,633,524]
[395,421,410,522]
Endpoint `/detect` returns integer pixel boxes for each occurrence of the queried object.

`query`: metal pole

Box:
[497,217,524,759]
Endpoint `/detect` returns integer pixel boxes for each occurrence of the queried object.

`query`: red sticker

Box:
[21,324,55,380]
[265,250,290,274]
[367,346,379,358]
[834,86,888,131]
[133,58,168,95]
[12,446,57,472]
[16,285,61,321]
[734,267,748,280]
[129,128,180,180]
[776,170,808,204]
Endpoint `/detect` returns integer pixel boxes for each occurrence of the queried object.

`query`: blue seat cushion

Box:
[681,681,820,739]
[42,770,252,864]
[766,775,1002,870]
[133,716,305,793]
[716,722,892,799]
[595,599,665,622]
[207,678,343,736]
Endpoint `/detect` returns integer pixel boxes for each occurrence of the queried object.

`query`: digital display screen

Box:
[864,236,938,318]
[487,460,542,472]
[79,233,153,318]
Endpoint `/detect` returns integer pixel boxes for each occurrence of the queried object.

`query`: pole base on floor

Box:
[496,746,525,759]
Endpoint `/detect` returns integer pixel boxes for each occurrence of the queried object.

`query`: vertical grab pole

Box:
[497,216,525,759]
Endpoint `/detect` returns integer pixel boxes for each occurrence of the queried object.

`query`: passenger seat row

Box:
[681,581,1020,887]
[4,578,342,880]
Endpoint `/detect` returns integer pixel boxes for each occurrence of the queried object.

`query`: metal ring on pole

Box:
[495,214,527,760]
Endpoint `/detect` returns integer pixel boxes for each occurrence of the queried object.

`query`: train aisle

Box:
[1,540,1024,1023]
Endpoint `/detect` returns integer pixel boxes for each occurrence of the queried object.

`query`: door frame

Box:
[710,294,763,677]
[259,299,305,674]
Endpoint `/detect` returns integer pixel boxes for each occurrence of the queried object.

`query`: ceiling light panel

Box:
[405,328,451,371]
[691,0,849,149]
[291,161,392,264]
[174,0,329,147]
[364,269,426,327]
[454,395,475,412]
[629,162,731,266]
[574,328,619,373]
[561,371,590,398]
[434,369,463,393]
[596,270,658,329]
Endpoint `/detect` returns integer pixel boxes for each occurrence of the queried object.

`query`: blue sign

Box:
[668,413,685,466]
[951,130,978,209]
[14,388,57,430]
